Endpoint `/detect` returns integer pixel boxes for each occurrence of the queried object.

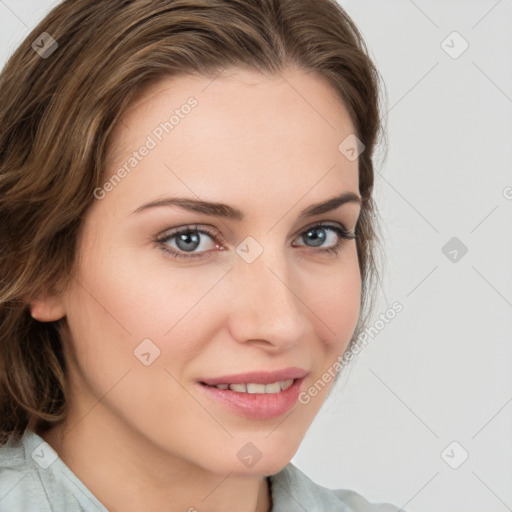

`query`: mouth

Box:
[200,379,295,394]
[196,368,308,419]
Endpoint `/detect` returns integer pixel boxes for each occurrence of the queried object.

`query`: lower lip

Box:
[196,378,305,420]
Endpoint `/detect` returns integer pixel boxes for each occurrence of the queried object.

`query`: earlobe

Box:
[29,294,66,322]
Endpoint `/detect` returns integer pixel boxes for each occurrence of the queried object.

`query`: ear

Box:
[29,293,66,322]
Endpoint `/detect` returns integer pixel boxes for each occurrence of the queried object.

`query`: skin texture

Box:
[31,66,362,512]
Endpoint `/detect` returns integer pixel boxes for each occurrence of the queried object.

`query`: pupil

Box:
[305,228,325,247]
[177,231,200,252]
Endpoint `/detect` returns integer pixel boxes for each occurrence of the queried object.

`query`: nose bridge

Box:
[227,238,307,347]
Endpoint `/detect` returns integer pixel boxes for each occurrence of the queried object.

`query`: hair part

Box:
[0,0,384,445]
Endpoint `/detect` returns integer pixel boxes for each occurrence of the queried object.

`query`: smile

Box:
[197,374,307,420]
[205,379,294,394]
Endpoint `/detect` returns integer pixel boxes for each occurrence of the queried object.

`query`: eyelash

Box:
[155,223,357,262]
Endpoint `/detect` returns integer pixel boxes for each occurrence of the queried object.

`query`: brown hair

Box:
[0,0,384,445]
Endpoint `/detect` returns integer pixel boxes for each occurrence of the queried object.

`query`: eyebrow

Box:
[131,191,361,220]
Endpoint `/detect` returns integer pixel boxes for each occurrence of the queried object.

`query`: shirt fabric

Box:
[0,429,401,512]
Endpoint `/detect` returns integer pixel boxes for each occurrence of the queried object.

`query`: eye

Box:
[292,223,356,255]
[156,225,222,261]
[155,223,356,262]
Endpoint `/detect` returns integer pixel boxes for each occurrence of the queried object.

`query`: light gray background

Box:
[1,1,511,511]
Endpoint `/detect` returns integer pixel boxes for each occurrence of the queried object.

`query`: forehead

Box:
[102,66,360,217]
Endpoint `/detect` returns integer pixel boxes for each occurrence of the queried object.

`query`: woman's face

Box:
[44,66,362,476]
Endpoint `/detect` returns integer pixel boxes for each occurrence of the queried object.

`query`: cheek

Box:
[301,245,362,350]
[61,251,224,437]
[63,246,231,374]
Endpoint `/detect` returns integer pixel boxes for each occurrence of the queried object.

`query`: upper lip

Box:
[200,367,308,386]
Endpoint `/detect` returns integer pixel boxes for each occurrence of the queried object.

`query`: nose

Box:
[225,245,309,351]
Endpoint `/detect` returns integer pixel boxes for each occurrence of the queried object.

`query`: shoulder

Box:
[269,463,402,512]
[0,429,107,512]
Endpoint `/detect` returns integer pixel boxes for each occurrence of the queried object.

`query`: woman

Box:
[0,0,399,510]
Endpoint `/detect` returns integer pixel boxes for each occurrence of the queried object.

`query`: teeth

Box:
[211,379,295,393]
[229,383,247,392]
[281,379,294,390]
[263,382,281,394]
[247,383,266,394]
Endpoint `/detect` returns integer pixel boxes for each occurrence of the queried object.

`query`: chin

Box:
[222,459,292,479]
[209,438,301,478]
